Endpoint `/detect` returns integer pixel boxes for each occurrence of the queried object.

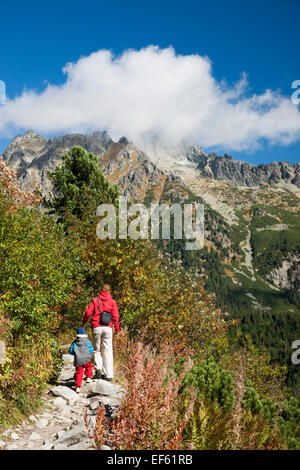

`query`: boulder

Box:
[36,418,48,429]
[89,400,100,411]
[90,380,122,398]
[90,394,121,407]
[56,430,66,440]
[70,416,86,428]
[68,440,92,450]
[50,385,80,405]
[89,396,102,405]
[62,354,74,364]
[52,396,67,411]
[53,415,73,426]
[54,425,87,446]
[27,440,43,449]
[29,432,43,441]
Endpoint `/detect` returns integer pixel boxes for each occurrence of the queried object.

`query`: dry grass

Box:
[94,332,195,450]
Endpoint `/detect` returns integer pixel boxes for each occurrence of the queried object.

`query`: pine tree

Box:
[46,146,119,224]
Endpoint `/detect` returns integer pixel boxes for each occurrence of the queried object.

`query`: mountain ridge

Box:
[2,130,300,194]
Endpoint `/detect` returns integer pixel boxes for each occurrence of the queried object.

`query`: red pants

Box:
[75,361,93,387]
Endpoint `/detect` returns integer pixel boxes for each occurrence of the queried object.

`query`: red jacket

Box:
[83,291,119,333]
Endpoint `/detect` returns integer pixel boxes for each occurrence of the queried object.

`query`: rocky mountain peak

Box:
[1,131,171,199]
[3,131,48,176]
[195,152,300,188]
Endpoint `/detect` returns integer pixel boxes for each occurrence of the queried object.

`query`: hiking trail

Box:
[0,347,124,450]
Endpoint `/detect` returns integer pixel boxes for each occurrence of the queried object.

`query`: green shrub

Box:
[180,357,235,410]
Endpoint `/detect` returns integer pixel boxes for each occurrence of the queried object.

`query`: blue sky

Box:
[0,0,300,164]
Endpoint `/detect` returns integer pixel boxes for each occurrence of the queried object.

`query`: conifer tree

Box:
[46,146,119,223]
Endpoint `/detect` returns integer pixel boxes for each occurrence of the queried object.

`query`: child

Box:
[69,327,94,393]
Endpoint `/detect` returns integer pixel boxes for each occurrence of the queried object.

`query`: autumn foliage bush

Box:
[0,156,42,209]
[94,336,196,450]
[0,335,60,426]
[0,159,84,426]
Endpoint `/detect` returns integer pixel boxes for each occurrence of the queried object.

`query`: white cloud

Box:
[1,45,300,153]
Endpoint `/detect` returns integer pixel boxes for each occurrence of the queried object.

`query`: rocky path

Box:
[0,351,124,450]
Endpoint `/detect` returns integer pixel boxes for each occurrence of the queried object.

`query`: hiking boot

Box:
[75,387,81,393]
[86,377,92,384]
[95,369,102,380]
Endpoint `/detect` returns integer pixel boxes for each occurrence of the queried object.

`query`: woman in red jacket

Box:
[82,284,119,380]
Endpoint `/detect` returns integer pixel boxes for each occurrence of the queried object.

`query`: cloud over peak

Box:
[1,45,300,153]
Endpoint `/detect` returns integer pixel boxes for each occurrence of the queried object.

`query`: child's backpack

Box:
[73,339,91,367]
